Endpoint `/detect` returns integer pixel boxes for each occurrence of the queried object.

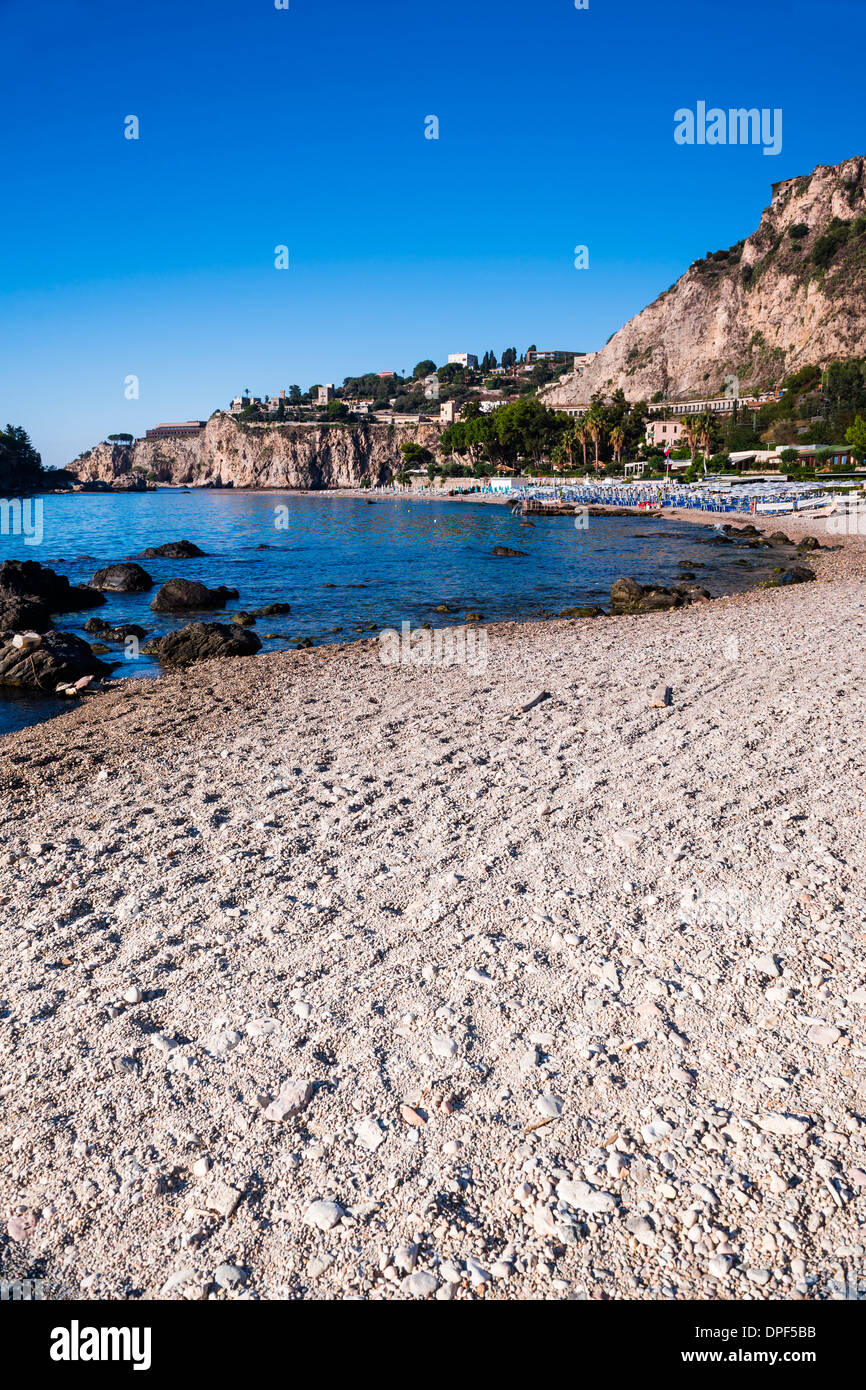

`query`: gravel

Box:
[0,509,864,1300]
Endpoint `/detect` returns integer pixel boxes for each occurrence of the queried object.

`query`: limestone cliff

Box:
[69,414,442,489]
[544,155,866,406]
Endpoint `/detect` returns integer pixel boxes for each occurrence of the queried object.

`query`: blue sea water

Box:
[0,489,786,737]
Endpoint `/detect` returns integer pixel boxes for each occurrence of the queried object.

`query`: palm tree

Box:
[680,418,700,463]
[586,409,605,471]
[610,425,625,465]
[695,412,714,473]
[574,419,590,471]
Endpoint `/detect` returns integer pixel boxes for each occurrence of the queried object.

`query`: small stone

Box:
[557,1179,617,1215]
[807,1024,841,1048]
[536,1094,563,1118]
[754,1113,811,1137]
[355,1118,386,1152]
[213,1263,247,1290]
[648,683,672,709]
[431,1034,458,1058]
[263,1078,313,1123]
[709,1254,735,1278]
[303,1200,343,1232]
[746,1268,772,1286]
[204,1181,242,1219]
[400,1104,426,1127]
[393,1242,418,1273]
[403,1271,438,1297]
[123,986,143,1004]
[7,1210,38,1241]
[192,1157,211,1179]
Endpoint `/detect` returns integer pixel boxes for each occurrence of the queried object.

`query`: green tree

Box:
[845,414,866,459]
[413,359,437,379]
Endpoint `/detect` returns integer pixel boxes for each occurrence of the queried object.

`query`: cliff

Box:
[68,415,442,489]
[544,155,866,406]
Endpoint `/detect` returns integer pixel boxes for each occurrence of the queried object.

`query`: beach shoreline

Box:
[0,510,864,1301]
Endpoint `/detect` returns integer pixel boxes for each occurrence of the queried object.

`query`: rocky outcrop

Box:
[0,630,109,689]
[150,579,239,613]
[68,416,442,490]
[142,622,262,665]
[609,577,688,614]
[137,540,206,559]
[544,156,866,404]
[90,563,153,592]
[0,561,104,631]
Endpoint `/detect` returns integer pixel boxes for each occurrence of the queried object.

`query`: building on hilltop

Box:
[447,353,478,370]
[145,421,206,439]
[317,384,335,404]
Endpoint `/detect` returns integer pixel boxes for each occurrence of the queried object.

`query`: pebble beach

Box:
[1,509,865,1302]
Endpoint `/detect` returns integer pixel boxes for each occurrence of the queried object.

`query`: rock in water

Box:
[492,546,528,557]
[150,578,240,613]
[0,629,109,689]
[142,622,261,665]
[610,577,684,614]
[90,563,154,592]
[0,560,105,624]
[137,540,206,559]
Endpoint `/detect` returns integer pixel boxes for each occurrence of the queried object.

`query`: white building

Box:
[440,400,459,425]
[448,353,478,370]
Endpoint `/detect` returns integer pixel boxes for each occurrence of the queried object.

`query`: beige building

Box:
[440,400,459,425]
[645,419,685,447]
[317,383,335,405]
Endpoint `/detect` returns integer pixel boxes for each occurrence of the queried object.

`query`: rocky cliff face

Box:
[69,414,442,489]
[545,156,866,406]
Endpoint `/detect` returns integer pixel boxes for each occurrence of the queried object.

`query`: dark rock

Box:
[84,618,147,641]
[559,605,603,618]
[254,602,291,616]
[150,579,240,613]
[0,592,50,631]
[136,540,206,560]
[797,535,820,551]
[0,629,110,689]
[90,642,111,654]
[758,563,816,588]
[492,546,528,557]
[609,576,685,614]
[232,611,256,627]
[142,622,262,664]
[677,571,697,581]
[90,562,154,593]
[673,582,712,601]
[0,560,104,628]
[767,530,791,544]
[723,523,760,536]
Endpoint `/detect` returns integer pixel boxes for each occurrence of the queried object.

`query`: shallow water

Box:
[0,490,791,736]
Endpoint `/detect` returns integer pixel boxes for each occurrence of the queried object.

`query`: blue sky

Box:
[1,0,862,468]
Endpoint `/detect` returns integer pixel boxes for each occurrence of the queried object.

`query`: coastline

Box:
[1,514,864,1301]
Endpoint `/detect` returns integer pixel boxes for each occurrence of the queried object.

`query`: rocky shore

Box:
[0,512,864,1302]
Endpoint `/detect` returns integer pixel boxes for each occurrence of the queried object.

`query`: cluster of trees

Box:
[0,424,45,491]
[436,393,649,475]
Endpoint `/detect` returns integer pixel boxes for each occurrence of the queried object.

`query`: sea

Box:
[0,489,790,737]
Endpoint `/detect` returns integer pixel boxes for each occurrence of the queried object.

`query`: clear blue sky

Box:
[1,0,861,468]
